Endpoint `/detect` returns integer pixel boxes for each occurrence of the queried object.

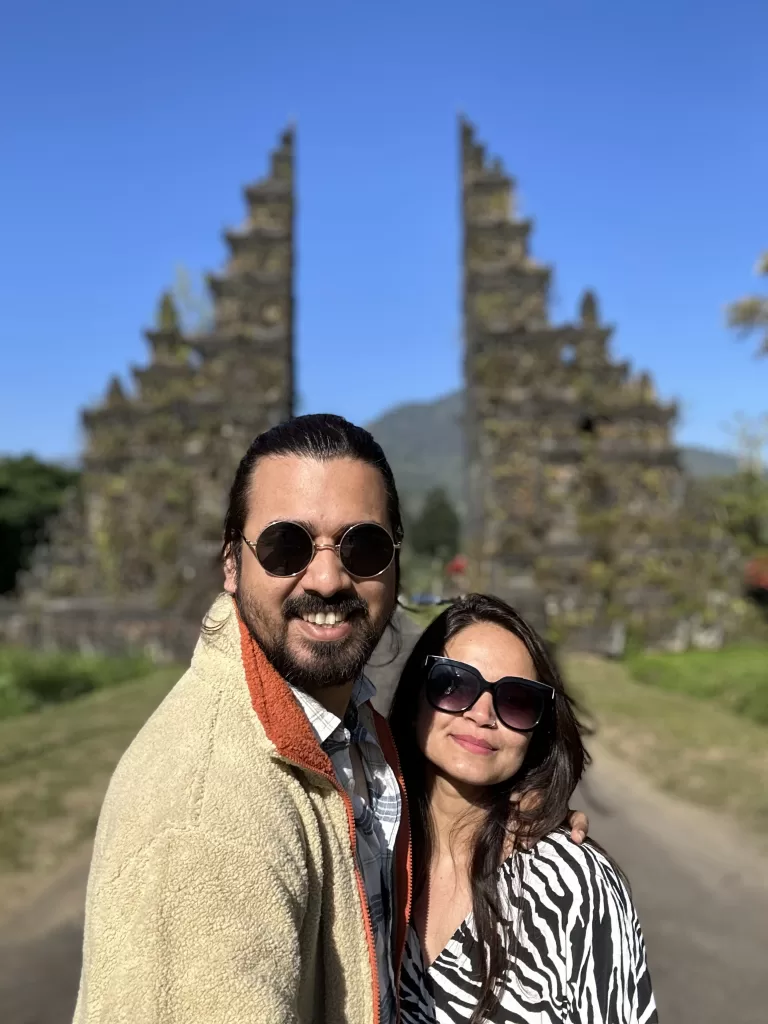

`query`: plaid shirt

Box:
[290,676,401,1024]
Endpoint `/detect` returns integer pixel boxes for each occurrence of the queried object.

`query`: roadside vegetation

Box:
[0,646,153,720]
[0,455,80,596]
[625,646,768,726]
[0,666,178,915]
[567,653,768,839]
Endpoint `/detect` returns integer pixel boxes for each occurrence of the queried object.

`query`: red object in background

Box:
[744,557,768,591]
[445,554,468,576]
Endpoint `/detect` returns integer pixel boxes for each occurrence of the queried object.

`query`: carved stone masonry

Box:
[0,121,742,658]
[9,130,295,657]
[461,118,739,650]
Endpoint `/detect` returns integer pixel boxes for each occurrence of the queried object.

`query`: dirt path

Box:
[580,744,768,1024]
[1,744,767,1024]
[0,849,90,1023]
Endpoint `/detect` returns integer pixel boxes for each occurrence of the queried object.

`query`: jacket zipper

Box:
[278,757,381,1024]
[385,738,412,1022]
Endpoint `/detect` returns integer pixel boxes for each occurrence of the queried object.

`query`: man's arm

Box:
[74,825,308,1024]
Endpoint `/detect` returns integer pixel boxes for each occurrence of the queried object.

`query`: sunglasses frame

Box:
[241,520,401,579]
[424,655,555,733]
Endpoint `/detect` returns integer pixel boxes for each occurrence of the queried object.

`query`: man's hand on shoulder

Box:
[566,808,588,844]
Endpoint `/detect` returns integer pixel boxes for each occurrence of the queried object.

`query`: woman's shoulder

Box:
[524,828,633,907]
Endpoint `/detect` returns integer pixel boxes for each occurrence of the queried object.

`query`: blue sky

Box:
[1,0,766,461]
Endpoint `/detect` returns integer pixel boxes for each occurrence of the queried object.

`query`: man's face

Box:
[225,454,397,693]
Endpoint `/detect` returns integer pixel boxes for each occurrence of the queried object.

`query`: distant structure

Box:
[9,130,295,657]
[461,119,737,650]
[0,120,741,658]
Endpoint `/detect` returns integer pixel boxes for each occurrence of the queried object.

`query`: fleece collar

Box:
[233,602,339,783]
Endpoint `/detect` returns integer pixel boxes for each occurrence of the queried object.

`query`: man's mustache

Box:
[282,593,369,620]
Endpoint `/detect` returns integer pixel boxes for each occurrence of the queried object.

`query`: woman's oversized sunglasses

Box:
[424,655,555,733]
[242,520,400,579]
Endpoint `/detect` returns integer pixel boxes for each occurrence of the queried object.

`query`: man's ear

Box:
[223,547,238,594]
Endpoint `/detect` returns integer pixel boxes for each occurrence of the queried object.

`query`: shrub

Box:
[626,646,768,726]
[0,647,152,719]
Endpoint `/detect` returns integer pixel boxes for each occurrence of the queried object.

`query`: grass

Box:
[2,633,766,915]
[0,666,179,913]
[0,646,154,720]
[566,654,768,837]
[625,646,768,725]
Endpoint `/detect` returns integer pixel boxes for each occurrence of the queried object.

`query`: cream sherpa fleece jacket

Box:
[73,594,412,1024]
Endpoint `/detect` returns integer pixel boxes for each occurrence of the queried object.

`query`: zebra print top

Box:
[399,830,657,1024]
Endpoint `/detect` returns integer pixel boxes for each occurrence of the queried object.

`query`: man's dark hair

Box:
[222,413,404,589]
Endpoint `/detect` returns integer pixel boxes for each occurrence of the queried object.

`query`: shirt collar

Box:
[289,674,376,747]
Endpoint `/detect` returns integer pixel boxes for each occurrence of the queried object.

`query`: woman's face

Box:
[416,621,537,789]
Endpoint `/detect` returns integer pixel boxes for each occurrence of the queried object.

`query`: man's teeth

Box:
[301,611,347,626]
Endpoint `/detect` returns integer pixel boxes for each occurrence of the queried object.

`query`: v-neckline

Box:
[412,910,475,972]
[412,847,525,971]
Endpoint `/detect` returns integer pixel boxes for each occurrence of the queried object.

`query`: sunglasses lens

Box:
[255,522,314,577]
[496,681,546,731]
[339,523,395,578]
[426,662,479,714]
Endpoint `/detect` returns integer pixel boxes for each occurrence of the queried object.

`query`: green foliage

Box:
[700,470,768,557]
[410,487,461,560]
[0,666,178,879]
[0,456,80,594]
[727,251,768,358]
[626,646,768,725]
[567,654,768,834]
[0,646,153,720]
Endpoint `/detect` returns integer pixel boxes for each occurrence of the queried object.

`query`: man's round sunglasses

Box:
[424,655,555,733]
[242,520,400,579]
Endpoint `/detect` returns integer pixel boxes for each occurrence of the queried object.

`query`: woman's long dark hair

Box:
[388,594,589,1024]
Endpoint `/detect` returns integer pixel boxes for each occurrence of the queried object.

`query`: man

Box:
[74,413,588,1024]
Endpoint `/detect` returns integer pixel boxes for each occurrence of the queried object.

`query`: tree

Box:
[711,470,768,557]
[704,415,768,557]
[410,488,461,560]
[727,251,768,357]
[0,456,80,594]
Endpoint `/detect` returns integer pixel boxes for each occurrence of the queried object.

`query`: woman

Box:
[389,594,657,1024]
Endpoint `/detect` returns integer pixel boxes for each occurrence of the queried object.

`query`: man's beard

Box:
[235,586,388,692]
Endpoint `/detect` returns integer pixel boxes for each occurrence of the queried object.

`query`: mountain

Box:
[366,393,465,516]
[366,391,743,517]
[678,445,745,478]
